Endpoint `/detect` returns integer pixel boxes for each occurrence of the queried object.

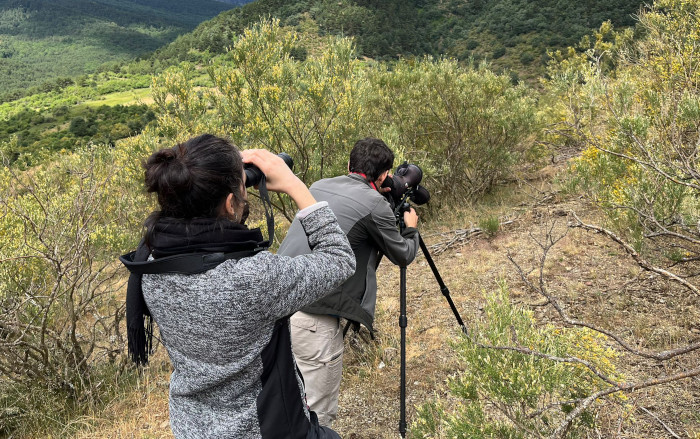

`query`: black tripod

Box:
[395,198,468,438]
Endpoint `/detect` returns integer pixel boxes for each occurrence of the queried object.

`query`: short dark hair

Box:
[348,137,394,181]
[143,133,244,223]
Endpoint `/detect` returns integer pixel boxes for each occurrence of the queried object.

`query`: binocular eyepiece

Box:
[244,152,294,188]
[381,162,430,206]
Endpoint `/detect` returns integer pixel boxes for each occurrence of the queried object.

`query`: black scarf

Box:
[122,217,265,365]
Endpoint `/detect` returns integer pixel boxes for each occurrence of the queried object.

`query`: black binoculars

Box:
[244,152,294,188]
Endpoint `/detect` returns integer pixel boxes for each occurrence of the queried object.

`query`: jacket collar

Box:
[347,173,376,189]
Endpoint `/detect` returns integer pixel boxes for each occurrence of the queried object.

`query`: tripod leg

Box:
[399,265,407,438]
[418,234,469,336]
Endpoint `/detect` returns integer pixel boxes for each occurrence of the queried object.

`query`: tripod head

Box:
[393,193,414,231]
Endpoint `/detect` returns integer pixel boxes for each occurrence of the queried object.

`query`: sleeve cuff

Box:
[296,201,329,219]
[401,227,418,238]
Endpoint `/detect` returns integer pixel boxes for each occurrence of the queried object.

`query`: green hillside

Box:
[0,0,249,98]
[149,0,645,79]
[1,0,699,437]
[0,0,645,102]
[0,0,648,164]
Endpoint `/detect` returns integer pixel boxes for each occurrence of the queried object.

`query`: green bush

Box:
[151,20,545,213]
[519,52,535,65]
[151,20,371,219]
[0,140,152,436]
[549,1,700,257]
[478,216,500,236]
[412,283,625,438]
[492,46,506,59]
[366,58,544,205]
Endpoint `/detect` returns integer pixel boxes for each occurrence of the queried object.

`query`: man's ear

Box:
[347,161,351,173]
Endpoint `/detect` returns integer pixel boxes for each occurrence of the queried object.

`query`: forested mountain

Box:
[0,0,644,100]
[0,0,252,97]
[149,0,645,79]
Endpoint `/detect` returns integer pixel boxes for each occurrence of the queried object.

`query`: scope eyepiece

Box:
[244,152,293,188]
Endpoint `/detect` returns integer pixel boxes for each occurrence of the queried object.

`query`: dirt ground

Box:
[71,166,700,439]
[330,181,700,438]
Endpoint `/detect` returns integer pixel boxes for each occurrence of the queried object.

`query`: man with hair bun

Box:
[278,137,420,428]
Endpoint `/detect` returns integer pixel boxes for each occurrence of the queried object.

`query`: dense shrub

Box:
[412,283,624,438]
[366,58,543,204]
[548,0,700,256]
[0,138,153,435]
[151,20,544,213]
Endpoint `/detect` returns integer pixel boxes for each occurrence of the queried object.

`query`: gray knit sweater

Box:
[142,203,355,438]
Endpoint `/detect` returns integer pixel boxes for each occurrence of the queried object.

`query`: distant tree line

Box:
[1,104,155,166]
[147,0,645,76]
[0,0,644,98]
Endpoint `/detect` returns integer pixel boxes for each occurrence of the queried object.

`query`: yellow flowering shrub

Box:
[151,19,543,214]
[549,0,700,250]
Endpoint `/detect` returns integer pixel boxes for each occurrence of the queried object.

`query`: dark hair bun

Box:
[151,148,176,164]
[142,135,245,221]
[144,145,191,195]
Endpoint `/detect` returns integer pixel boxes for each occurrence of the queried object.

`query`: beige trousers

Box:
[290,311,344,428]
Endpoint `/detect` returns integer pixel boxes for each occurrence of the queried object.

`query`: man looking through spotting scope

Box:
[278,137,420,427]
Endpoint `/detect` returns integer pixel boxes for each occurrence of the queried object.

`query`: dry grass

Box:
[54,356,174,439]
[27,166,699,439]
[332,171,700,438]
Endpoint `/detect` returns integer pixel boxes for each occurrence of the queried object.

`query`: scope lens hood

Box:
[396,163,423,187]
[383,162,429,206]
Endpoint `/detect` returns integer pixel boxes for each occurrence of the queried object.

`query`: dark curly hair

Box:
[348,137,394,181]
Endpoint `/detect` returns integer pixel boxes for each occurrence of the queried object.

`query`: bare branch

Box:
[484,395,546,439]
[638,406,681,439]
[476,343,621,387]
[507,214,700,362]
[550,366,700,439]
[570,211,699,296]
[426,219,517,255]
[609,202,700,246]
[0,255,43,263]
[509,252,700,360]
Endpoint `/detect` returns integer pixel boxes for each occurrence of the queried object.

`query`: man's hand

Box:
[403,207,418,228]
[376,171,392,193]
